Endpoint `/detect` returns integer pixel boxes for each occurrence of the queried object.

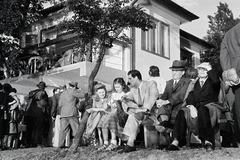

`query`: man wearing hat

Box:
[25,81,49,147]
[155,60,191,141]
[166,62,221,151]
[58,81,85,148]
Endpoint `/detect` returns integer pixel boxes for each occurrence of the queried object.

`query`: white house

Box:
[1,0,215,95]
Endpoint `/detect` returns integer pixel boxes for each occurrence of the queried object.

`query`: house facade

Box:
[1,0,214,95]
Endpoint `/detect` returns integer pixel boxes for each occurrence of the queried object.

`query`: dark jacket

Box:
[159,76,191,123]
[50,93,61,118]
[186,70,220,109]
[25,89,49,118]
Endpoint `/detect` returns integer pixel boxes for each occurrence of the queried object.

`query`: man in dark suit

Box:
[167,62,221,151]
[58,82,85,148]
[155,60,191,131]
[25,81,49,147]
[118,70,159,153]
[220,22,240,143]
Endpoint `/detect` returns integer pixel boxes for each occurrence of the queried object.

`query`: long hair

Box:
[112,77,129,93]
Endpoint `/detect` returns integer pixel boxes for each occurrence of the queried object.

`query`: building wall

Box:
[20,2,192,84]
[134,3,182,81]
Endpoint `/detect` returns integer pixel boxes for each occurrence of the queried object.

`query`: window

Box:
[142,21,170,58]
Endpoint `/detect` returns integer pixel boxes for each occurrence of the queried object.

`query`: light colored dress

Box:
[147,76,166,95]
[85,98,108,135]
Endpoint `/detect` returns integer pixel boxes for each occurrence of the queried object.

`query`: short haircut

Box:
[128,70,142,80]
[149,66,160,77]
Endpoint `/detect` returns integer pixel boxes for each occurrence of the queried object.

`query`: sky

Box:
[172,0,240,39]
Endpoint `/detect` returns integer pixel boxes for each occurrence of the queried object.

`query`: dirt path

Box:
[0,146,240,160]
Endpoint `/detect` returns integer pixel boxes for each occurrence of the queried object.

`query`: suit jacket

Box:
[159,76,191,121]
[50,93,61,118]
[59,88,85,118]
[123,80,159,113]
[220,22,240,76]
[186,70,220,109]
[161,77,191,108]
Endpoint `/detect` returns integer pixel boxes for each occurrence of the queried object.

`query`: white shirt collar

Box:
[199,78,207,83]
[138,81,143,89]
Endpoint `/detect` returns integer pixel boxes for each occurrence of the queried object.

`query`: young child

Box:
[97,78,129,151]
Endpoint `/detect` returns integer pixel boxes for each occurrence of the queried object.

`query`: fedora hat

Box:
[69,81,78,88]
[169,60,187,70]
[37,81,47,89]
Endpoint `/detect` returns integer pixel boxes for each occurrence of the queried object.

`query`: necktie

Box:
[173,80,177,88]
[200,80,204,87]
[137,88,143,106]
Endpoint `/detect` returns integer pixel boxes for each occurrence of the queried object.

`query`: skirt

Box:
[98,114,117,132]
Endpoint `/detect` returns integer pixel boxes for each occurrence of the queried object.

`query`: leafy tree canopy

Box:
[59,0,156,94]
[0,0,50,78]
[202,2,240,75]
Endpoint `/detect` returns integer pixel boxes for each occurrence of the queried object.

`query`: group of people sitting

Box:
[0,60,237,154]
[60,59,237,153]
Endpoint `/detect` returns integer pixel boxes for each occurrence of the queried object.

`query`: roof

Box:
[180,30,215,49]
[154,0,199,22]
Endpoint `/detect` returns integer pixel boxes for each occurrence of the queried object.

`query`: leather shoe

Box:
[166,144,179,151]
[157,145,167,150]
[205,143,214,152]
[215,140,222,150]
[161,121,172,128]
[118,145,136,153]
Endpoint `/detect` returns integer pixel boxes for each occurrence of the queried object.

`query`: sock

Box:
[111,140,117,145]
[171,139,179,146]
[127,137,134,147]
[104,141,109,145]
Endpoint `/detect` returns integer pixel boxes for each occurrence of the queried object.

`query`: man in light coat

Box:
[58,82,85,148]
[118,70,159,153]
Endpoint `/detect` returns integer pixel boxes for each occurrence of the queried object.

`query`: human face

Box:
[197,67,208,78]
[114,83,123,93]
[96,88,106,99]
[127,74,138,88]
[172,70,185,81]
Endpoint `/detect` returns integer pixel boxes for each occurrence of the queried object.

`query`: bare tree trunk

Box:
[88,43,105,96]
